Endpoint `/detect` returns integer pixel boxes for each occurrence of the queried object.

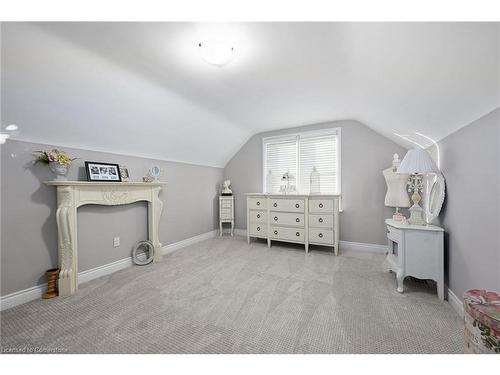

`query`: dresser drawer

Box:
[269,198,305,213]
[387,225,402,244]
[270,212,304,227]
[309,199,334,213]
[249,223,267,237]
[221,201,232,208]
[249,210,267,223]
[247,197,267,210]
[309,228,334,245]
[308,214,334,228]
[270,226,305,242]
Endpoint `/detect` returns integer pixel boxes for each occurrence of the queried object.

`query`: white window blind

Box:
[263,129,340,195]
[264,137,298,194]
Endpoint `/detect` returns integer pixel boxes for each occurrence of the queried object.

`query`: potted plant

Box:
[34,149,76,181]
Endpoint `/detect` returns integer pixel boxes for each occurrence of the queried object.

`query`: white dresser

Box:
[384,218,445,300]
[219,196,234,236]
[246,194,340,254]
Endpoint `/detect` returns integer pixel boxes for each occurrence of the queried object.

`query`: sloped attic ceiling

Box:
[2,22,499,167]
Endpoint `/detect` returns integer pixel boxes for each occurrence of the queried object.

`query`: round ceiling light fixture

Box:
[198,41,235,67]
[5,124,18,131]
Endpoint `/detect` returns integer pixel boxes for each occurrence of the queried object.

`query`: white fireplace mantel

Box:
[44,181,165,296]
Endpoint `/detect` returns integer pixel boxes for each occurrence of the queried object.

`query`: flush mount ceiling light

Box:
[198,41,235,67]
[5,124,18,131]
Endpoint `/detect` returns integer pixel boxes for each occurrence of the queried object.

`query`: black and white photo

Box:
[85,161,122,182]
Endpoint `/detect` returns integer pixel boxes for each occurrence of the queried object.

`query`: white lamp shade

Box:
[397,148,439,174]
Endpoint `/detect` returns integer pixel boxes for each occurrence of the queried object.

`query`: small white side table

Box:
[219,196,234,236]
[384,219,445,300]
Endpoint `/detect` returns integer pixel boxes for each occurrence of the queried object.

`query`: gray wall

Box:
[224,120,408,245]
[1,139,224,296]
[438,108,500,298]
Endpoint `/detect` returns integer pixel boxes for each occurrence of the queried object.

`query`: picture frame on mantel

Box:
[85,161,122,182]
[119,165,131,182]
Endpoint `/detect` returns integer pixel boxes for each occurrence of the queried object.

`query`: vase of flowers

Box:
[34,149,76,181]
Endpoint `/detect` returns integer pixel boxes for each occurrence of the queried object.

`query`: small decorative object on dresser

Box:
[279,171,296,194]
[383,153,410,221]
[119,165,130,182]
[219,196,234,236]
[309,166,320,194]
[34,149,77,181]
[246,194,340,254]
[397,148,439,225]
[221,180,233,196]
[383,218,444,300]
[85,161,122,182]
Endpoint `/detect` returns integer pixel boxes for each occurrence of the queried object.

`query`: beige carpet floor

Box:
[0,236,463,354]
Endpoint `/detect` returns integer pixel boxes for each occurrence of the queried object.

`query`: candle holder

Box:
[42,268,59,299]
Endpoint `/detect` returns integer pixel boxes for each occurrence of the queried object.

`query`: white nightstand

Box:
[219,196,234,236]
[384,219,445,300]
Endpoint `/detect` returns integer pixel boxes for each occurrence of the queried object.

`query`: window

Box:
[262,128,341,195]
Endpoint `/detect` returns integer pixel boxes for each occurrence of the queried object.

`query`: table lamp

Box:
[397,148,438,225]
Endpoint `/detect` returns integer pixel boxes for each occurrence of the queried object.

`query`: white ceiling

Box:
[2,22,499,167]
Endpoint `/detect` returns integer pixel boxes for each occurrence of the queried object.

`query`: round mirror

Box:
[424,173,445,223]
[150,165,161,178]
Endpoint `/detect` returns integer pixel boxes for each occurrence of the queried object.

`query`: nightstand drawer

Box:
[249,210,267,223]
[270,226,305,242]
[269,198,305,213]
[270,212,304,227]
[387,225,402,243]
[247,197,267,210]
[309,228,334,245]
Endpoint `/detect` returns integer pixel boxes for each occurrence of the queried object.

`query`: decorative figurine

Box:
[221,180,233,196]
[279,170,296,194]
[310,166,320,194]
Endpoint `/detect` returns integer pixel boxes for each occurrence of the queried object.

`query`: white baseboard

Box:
[0,284,47,311]
[339,240,388,254]
[0,230,218,311]
[162,230,217,255]
[78,257,133,285]
[447,288,464,318]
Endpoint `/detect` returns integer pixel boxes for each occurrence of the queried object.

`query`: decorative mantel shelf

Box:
[44,181,166,296]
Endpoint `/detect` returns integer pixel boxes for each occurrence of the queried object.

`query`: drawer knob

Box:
[295,203,300,208]
[274,216,278,221]
[318,218,323,223]
[257,214,260,218]
[319,203,324,208]
[296,232,300,237]
[296,218,300,222]
[274,230,278,235]
[257,227,260,231]
[318,233,323,238]
[257,201,261,206]
[273,202,278,207]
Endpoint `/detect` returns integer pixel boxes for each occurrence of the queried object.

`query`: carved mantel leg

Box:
[149,186,163,262]
[56,186,78,296]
